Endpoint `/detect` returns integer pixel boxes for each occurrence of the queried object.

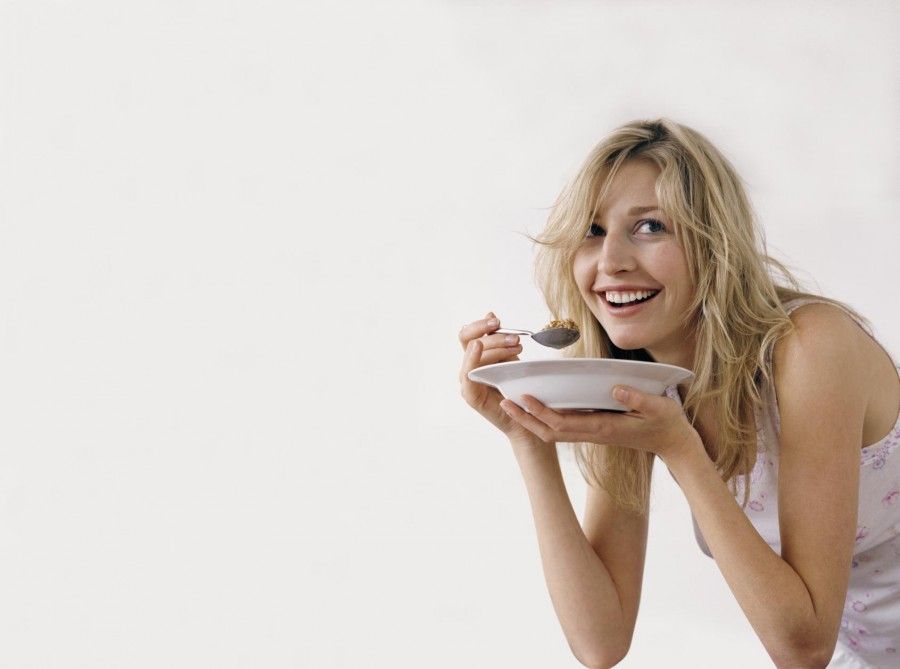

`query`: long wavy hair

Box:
[531,118,866,515]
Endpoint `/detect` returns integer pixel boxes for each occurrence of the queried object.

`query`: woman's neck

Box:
[646,341,696,373]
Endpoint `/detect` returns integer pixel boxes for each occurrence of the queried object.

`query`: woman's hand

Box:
[498,386,702,460]
[458,312,547,446]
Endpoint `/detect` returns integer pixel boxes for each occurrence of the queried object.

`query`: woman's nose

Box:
[597,233,637,275]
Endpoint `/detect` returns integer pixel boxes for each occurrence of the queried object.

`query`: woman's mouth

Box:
[600,289,661,315]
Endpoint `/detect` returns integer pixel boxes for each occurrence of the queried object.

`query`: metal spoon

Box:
[495,325,581,349]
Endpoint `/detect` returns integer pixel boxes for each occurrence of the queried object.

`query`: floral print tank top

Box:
[666,298,900,668]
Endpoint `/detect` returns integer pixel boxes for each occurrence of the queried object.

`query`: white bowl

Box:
[467,358,694,411]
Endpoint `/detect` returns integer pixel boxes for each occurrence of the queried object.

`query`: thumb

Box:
[612,385,668,414]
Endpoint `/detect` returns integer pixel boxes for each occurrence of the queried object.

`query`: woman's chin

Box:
[608,336,647,351]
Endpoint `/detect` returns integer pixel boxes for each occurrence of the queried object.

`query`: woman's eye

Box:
[636,218,666,234]
[586,222,605,237]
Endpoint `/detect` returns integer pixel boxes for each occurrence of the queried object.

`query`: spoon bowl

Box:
[496,326,581,350]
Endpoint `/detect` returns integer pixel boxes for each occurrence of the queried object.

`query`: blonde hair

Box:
[531,118,865,514]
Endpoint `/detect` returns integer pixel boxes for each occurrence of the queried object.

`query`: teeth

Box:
[605,289,658,304]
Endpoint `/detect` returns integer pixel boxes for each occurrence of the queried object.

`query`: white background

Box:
[1,1,898,667]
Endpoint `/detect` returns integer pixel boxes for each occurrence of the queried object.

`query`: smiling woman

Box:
[457,119,900,667]
[529,120,876,514]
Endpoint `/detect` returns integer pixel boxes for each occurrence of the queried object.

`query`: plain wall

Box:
[0,1,898,667]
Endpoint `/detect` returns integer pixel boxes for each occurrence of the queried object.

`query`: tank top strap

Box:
[782,297,864,325]
[780,297,897,366]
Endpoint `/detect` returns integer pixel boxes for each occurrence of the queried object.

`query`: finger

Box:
[477,343,523,365]
[458,338,483,385]
[612,385,669,415]
[481,332,520,350]
[519,394,620,442]
[458,312,501,351]
[499,399,555,443]
[502,398,610,444]
[518,395,567,428]
[459,340,523,386]
[459,333,522,382]
[517,395,592,438]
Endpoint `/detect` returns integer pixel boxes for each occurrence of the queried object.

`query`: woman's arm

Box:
[510,437,648,668]
[663,305,864,667]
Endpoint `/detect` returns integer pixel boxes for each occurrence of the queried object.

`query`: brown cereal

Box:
[542,319,579,332]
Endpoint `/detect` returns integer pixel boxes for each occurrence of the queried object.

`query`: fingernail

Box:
[486,311,496,318]
[487,318,499,327]
[613,387,627,400]
[505,335,519,345]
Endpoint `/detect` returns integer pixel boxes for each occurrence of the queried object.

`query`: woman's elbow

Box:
[571,639,630,669]
[768,637,836,669]
[574,653,626,669]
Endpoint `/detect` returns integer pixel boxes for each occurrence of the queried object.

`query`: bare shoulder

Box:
[779,301,866,348]
[772,302,868,393]
[773,301,898,447]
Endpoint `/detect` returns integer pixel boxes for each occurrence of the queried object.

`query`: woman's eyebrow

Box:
[590,205,662,221]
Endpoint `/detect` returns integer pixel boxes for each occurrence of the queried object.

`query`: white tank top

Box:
[665,298,900,667]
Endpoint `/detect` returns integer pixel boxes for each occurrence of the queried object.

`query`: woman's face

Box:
[572,159,696,365]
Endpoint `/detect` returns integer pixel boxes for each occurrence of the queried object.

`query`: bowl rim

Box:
[469,357,693,377]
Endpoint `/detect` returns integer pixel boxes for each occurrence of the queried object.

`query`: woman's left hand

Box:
[499,385,701,461]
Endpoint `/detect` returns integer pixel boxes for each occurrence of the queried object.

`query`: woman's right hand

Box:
[458,312,545,445]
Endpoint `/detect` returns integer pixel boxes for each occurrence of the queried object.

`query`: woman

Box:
[457,119,899,668]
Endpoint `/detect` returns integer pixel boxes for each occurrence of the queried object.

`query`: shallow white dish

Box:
[467,358,694,411]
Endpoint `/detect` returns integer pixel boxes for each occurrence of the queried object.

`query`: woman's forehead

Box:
[590,159,661,216]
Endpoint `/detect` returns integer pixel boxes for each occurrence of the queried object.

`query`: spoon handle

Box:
[494,328,534,336]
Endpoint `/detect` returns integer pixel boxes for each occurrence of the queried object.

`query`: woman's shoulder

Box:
[770,300,869,411]
[773,299,899,448]
[777,300,891,370]
[776,300,867,360]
